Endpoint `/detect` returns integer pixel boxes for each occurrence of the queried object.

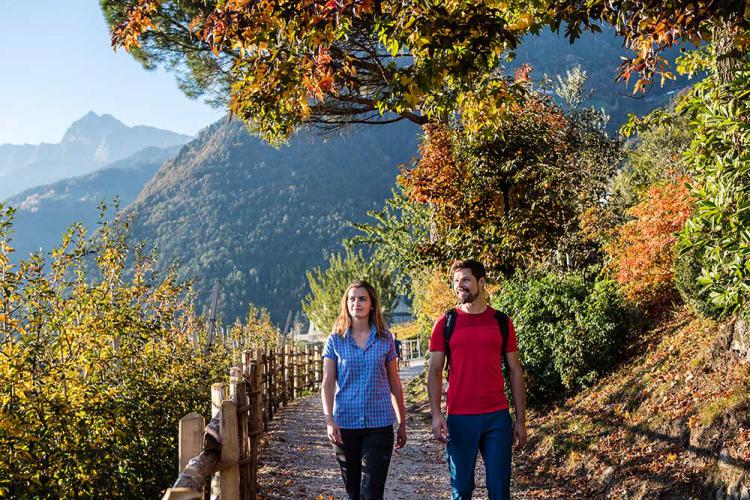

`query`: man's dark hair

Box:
[450,259,487,281]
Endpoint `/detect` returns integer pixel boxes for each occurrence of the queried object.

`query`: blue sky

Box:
[0,0,223,145]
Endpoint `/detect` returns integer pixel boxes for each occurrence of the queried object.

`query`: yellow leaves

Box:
[507,12,533,32]
[484,0,509,10]
[110,0,162,51]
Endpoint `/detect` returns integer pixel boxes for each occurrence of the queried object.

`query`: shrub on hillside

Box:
[0,205,261,498]
[492,270,629,400]
[606,178,693,309]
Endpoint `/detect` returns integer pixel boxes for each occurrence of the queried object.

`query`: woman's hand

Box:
[395,421,407,449]
[326,418,342,445]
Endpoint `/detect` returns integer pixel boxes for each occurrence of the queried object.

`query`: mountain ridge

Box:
[0,112,191,199]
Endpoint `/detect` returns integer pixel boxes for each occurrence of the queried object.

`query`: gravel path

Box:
[256,360,458,499]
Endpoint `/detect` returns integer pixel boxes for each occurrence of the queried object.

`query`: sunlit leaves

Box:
[0,204,276,496]
[607,178,694,308]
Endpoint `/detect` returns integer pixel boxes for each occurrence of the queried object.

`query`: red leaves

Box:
[514,63,533,82]
[607,177,693,306]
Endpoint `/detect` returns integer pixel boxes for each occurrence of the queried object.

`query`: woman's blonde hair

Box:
[333,280,387,338]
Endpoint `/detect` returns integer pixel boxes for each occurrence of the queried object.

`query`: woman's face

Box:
[347,287,373,321]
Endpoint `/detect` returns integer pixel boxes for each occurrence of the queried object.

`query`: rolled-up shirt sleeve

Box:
[322,334,337,360]
[385,333,397,363]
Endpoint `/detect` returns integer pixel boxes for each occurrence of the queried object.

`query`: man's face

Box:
[452,269,482,304]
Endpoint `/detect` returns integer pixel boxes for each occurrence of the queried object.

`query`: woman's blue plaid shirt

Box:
[323,326,398,429]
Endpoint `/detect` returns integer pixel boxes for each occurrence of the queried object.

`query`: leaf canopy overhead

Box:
[104,0,750,142]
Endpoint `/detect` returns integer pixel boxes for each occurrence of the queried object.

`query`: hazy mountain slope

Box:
[512,27,689,130]
[8,146,178,258]
[0,112,191,199]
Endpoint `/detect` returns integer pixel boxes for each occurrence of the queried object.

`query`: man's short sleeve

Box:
[429,314,447,352]
[385,332,397,363]
[504,317,519,353]
[322,334,337,360]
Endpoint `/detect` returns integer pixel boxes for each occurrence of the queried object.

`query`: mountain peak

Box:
[61,112,127,145]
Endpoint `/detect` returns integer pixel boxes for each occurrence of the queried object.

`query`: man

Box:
[427,259,527,500]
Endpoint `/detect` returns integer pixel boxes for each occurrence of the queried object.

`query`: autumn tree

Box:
[0,203,278,497]
[357,69,620,279]
[105,0,750,142]
[606,178,693,308]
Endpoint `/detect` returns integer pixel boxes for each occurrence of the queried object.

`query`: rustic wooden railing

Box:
[162,344,323,500]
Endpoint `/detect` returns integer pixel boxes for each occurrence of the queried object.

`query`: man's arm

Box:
[505,351,527,450]
[427,351,448,442]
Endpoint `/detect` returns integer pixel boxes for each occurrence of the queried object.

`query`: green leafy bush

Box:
[302,248,397,333]
[676,61,750,319]
[492,270,629,400]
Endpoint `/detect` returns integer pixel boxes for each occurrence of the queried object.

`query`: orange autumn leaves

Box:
[607,177,693,307]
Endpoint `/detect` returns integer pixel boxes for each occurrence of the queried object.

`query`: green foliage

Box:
[0,203,272,498]
[616,109,693,209]
[676,57,750,319]
[302,249,398,334]
[492,270,629,400]
[350,186,433,296]
[673,244,719,318]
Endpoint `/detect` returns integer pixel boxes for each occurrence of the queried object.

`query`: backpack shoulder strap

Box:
[443,308,458,377]
[494,310,510,368]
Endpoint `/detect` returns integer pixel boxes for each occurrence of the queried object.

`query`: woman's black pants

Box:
[333,425,394,500]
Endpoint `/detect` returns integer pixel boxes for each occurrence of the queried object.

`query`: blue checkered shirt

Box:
[322,326,397,429]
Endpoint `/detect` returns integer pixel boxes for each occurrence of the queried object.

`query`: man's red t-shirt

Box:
[429,306,518,415]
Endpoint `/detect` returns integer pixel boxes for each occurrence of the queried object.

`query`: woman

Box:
[321,280,407,500]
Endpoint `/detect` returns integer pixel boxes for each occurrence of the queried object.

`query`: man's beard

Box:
[457,289,479,304]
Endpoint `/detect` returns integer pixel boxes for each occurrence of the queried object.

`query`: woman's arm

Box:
[386,358,407,448]
[321,357,342,444]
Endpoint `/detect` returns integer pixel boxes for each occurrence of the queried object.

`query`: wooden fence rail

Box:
[163,344,324,500]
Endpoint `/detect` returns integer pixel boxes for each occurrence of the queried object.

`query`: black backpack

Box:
[443,308,510,381]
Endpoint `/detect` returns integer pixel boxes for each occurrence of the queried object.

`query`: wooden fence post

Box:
[315,345,323,390]
[287,345,295,401]
[210,383,225,498]
[268,349,275,421]
[229,366,250,500]
[250,350,263,498]
[280,346,287,406]
[178,412,205,475]
[219,399,240,500]
[305,345,313,391]
[162,488,201,500]
[262,350,270,429]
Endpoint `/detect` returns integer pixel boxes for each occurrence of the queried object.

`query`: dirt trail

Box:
[256,361,455,499]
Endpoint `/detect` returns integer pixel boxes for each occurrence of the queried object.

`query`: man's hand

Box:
[432,413,449,443]
[396,422,407,449]
[326,418,342,445]
[512,419,527,451]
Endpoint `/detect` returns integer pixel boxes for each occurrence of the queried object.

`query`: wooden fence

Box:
[400,338,422,366]
[163,344,323,500]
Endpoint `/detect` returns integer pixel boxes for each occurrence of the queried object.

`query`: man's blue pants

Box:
[446,409,513,500]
